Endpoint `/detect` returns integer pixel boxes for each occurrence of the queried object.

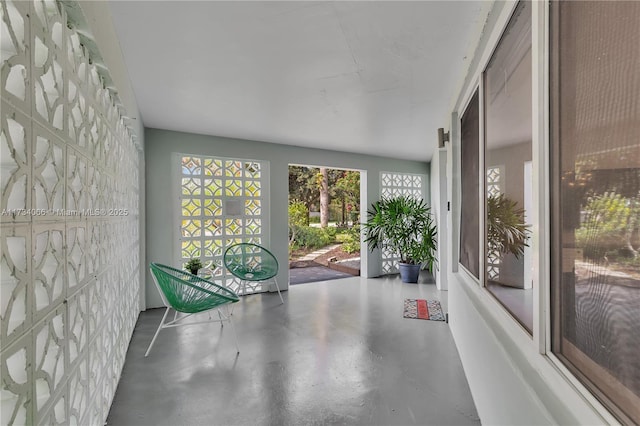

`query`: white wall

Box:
[487,141,532,287]
[449,271,610,425]
[442,1,615,424]
[1,1,143,424]
[144,128,429,308]
[430,147,449,290]
[486,141,531,215]
[73,1,147,309]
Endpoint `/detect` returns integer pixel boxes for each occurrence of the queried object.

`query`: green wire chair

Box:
[145,263,240,357]
[223,243,284,304]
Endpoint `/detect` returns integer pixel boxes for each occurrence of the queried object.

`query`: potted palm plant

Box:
[486,193,530,265]
[364,195,437,283]
[487,194,531,280]
[184,257,203,275]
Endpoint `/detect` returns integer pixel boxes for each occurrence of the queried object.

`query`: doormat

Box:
[403,299,445,321]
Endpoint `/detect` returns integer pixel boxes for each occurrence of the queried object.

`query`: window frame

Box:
[458,88,482,283]
[456,1,538,336]
[548,1,640,422]
[482,0,534,336]
[451,1,622,422]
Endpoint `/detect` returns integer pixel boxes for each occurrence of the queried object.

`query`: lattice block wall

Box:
[380,172,425,275]
[1,1,140,424]
[486,166,503,280]
[179,156,266,295]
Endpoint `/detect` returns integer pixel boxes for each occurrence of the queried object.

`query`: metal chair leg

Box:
[273,277,284,304]
[145,307,170,357]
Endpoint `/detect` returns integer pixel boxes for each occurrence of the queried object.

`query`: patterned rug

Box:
[403,299,446,321]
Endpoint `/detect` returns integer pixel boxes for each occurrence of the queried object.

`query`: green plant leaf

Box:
[487,194,530,259]
[363,195,437,270]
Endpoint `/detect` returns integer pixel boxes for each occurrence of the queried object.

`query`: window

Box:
[550,1,640,422]
[483,1,533,334]
[458,2,534,332]
[459,90,480,279]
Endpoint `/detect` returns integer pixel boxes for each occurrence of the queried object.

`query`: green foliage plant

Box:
[289,200,339,251]
[289,166,361,226]
[340,225,361,254]
[289,166,320,211]
[575,192,639,259]
[486,193,530,260]
[324,226,338,239]
[364,195,437,272]
[288,201,309,227]
[184,258,203,275]
[292,226,333,250]
[288,200,309,246]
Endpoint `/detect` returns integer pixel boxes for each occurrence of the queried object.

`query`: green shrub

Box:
[293,226,333,249]
[324,226,338,238]
[288,201,309,227]
[335,233,349,243]
[576,192,639,259]
[341,225,361,253]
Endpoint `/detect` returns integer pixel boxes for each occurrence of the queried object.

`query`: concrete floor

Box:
[289,265,354,285]
[107,276,479,426]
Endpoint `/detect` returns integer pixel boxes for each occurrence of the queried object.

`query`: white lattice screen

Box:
[1,1,140,424]
[178,155,267,295]
[487,165,502,198]
[380,172,425,274]
[486,165,503,280]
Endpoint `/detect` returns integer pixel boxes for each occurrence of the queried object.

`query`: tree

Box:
[319,167,329,228]
[289,166,319,212]
[289,166,360,227]
[334,171,360,226]
[576,191,640,259]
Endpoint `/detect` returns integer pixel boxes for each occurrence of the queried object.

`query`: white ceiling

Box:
[109,1,492,162]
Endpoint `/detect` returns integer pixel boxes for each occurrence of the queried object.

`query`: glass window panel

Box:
[460,90,480,279]
[484,1,533,334]
[550,1,640,423]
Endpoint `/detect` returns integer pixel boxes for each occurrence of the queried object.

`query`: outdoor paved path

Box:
[289,265,353,285]
[289,244,360,285]
[295,244,341,262]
